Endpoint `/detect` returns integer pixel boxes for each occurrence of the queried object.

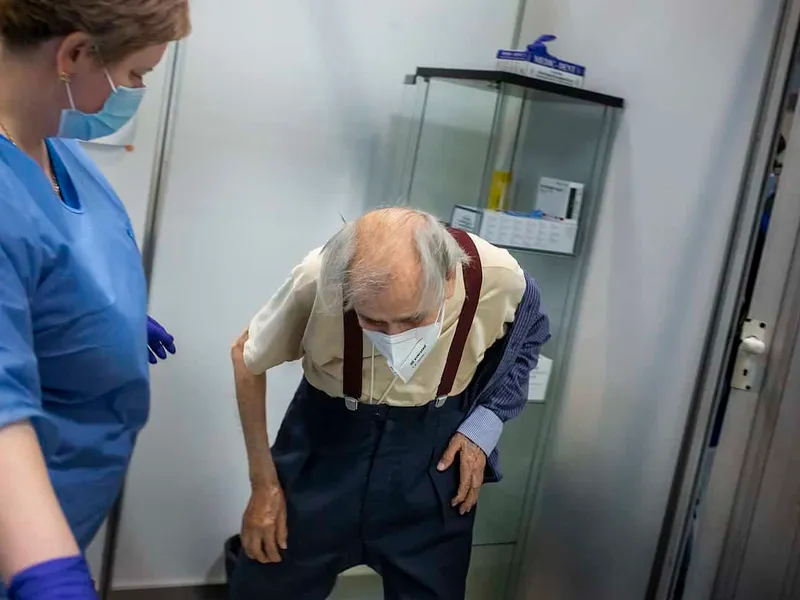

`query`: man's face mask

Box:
[363,302,445,383]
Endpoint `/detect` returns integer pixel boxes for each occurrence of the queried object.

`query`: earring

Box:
[59,72,71,83]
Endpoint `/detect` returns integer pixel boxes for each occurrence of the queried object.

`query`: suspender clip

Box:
[344,396,359,412]
[435,396,447,409]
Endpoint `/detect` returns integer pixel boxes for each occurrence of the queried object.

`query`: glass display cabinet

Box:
[386,68,625,598]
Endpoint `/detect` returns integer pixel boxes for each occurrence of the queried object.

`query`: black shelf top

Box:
[415,67,624,109]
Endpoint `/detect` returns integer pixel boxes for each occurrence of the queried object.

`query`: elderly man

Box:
[229,207,550,599]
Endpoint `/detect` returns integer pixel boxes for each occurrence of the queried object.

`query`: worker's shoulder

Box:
[0,179,44,288]
[0,163,41,245]
[469,233,526,294]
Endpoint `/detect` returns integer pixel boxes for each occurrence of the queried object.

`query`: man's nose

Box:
[384,323,413,336]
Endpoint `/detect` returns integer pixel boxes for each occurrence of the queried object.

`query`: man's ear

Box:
[444,270,457,300]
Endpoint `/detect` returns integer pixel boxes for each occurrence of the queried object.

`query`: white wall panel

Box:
[516,2,782,599]
[96,0,783,593]
[114,0,520,587]
[80,56,172,580]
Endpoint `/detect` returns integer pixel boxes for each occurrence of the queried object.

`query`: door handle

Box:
[731,318,770,391]
[741,336,767,355]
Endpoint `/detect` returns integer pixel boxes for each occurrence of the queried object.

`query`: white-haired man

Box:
[229,207,550,599]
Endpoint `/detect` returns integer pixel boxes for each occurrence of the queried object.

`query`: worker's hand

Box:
[147,316,176,365]
[241,481,288,563]
[437,432,486,515]
[8,555,98,600]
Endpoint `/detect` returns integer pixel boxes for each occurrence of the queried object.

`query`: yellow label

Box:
[487,171,512,211]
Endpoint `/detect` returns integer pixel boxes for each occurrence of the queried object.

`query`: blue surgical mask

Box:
[58,70,146,141]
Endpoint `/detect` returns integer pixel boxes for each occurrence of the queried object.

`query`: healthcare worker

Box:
[0,1,190,598]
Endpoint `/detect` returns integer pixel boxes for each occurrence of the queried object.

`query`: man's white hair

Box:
[319,208,469,314]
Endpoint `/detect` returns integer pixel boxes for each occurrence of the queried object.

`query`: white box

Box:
[535,177,585,221]
[520,60,585,89]
[477,209,578,255]
[451,206,579,255]
[495,49,586,89]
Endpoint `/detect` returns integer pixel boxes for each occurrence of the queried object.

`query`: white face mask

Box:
[364,304,445,383]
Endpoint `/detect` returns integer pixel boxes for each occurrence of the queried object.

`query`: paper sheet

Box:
[528,355,553,402]
[451,205,480,233]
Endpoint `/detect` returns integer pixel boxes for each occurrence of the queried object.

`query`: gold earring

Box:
[59,72,70,83]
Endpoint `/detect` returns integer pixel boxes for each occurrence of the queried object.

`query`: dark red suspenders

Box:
[435,229,483,402]
[342,308,364,407]
[341,228,483,408]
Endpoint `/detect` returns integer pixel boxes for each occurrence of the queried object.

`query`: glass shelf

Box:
[415,68,624,108]
[479,244,580,258]
[385,66,624,599]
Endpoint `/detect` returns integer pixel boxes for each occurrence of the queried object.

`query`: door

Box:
[652,3,800,596]
[695,101,800,597]
[705,87,800,599]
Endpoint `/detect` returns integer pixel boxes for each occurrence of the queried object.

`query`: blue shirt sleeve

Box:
[0,196,55,450]
[458,276,551,457]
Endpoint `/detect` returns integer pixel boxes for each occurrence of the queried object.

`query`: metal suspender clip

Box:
[344,396,359,411]
[435,396,447,409]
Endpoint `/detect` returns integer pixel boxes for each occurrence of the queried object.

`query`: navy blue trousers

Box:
[229,380,476,599]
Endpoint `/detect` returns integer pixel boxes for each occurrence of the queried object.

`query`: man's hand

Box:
[437,433,486,515]
[241,481,288,563]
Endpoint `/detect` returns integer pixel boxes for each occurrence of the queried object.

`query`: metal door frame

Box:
[649,0,800,596]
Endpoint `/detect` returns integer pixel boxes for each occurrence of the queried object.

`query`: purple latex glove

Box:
[8,556,97,600]
[147,316,176,365]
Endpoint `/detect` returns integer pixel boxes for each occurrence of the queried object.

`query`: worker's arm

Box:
[0,422,81,581]
[0,230,95,596]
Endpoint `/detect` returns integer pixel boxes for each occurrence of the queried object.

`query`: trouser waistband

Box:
[297,379,466,422]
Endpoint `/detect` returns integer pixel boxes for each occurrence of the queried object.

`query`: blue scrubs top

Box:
[0,137,149,548]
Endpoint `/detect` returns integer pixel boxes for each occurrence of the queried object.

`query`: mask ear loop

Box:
[371,343,401,406]
[103,69,118,92]
[369,345,375,405]
[60,73,77,110]
[379,373,400,405]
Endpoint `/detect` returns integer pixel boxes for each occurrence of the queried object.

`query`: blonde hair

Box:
[0,0,191,63]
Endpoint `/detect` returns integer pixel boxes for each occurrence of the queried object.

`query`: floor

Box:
[109,587,227,600]
[108,554,507,599]
[108,574,383,599]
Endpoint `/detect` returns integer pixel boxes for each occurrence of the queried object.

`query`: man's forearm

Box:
[232,332,277,487]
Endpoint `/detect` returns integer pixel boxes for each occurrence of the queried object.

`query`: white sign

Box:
[528,355,553,402]
[450,205,481,233]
